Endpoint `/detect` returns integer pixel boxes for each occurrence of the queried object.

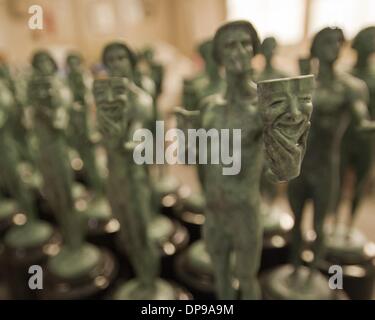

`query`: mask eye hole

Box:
[298,96,311,103]
[270,98,285,106]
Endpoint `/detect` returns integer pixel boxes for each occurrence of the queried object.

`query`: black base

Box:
[174,250,216,300]
[86,216,120,255]
[39,248,118,300]
[3,231,61,299]
[301,239,375,300]
[109,279,192,300]
[261,233,291,272]
[173,230,291,300]
[116,218,189,283]
[160,219,190,280]
[260,264,349,300]
[0,213,14,236]
[317,256,375,300]
[173,210,204,244]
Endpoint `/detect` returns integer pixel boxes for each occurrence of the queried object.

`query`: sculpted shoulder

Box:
[139,74,156,98]
[199,93,226,128]
[338,71,369,104]
[127,80,153,122]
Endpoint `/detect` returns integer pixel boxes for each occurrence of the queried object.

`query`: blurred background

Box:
[1,0,375,64]
[1,0,375,108]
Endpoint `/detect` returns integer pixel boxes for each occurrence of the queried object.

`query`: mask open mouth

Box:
[275,117,307,146]
[103,101,121,109]
[101,100,127,113]
[264,120,310,181]
[258,75,314,181]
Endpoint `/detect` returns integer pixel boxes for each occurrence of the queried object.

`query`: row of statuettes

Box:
[0,21,375,300]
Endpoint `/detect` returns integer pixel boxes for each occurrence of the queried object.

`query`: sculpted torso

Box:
[201,89,264,227]
[353,68,375,118]
[303,75,352,176]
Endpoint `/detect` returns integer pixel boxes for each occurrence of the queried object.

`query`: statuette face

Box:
[311,27,344,63]
[214,28,258,74]
[93,78,128,109]
[93,43,161,297]
[221,29,253,72]
[93,78,129,138]
[258,75,314,181]
[102,43,135,78]
[258,36,288,81]
[286,27,375,293]
[32,51,58,76]
[261,37,277,62]
[66,53,82,73]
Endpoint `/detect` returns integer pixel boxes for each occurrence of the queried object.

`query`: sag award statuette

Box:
[93,76,189,300]
[258,36,288,81]
[102,41,180,213]
[259,75,321,300]
[136,47,181,213]
[0,74,58,299]
[176,21,313,300]
[66,52,119,250]
[28,51,117,299]
[176,39,224,242]
[262,27,375,300]
[66,52,104,196]
[329,26,375,300]
[101,42,189,275]
[176,71,315,298]
[316,27,375,300]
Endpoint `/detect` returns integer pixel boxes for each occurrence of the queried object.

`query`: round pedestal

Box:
[175,227,292,300]
[151,215,189,279]
[174,240,216,299]
[74,187,121,253]
[41,245,118,299]
[117,215,189,281]
[261,206,294,271]
[174,192,205,243]
[154,176,180,216]
[261,265,339,300]
[262,205,294,236]
[84,196,120,252]
[112,278,191,300]
[4,221,61,299]
[320,226,375,300]
[150,215,189,255]
[325,225,373,264]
